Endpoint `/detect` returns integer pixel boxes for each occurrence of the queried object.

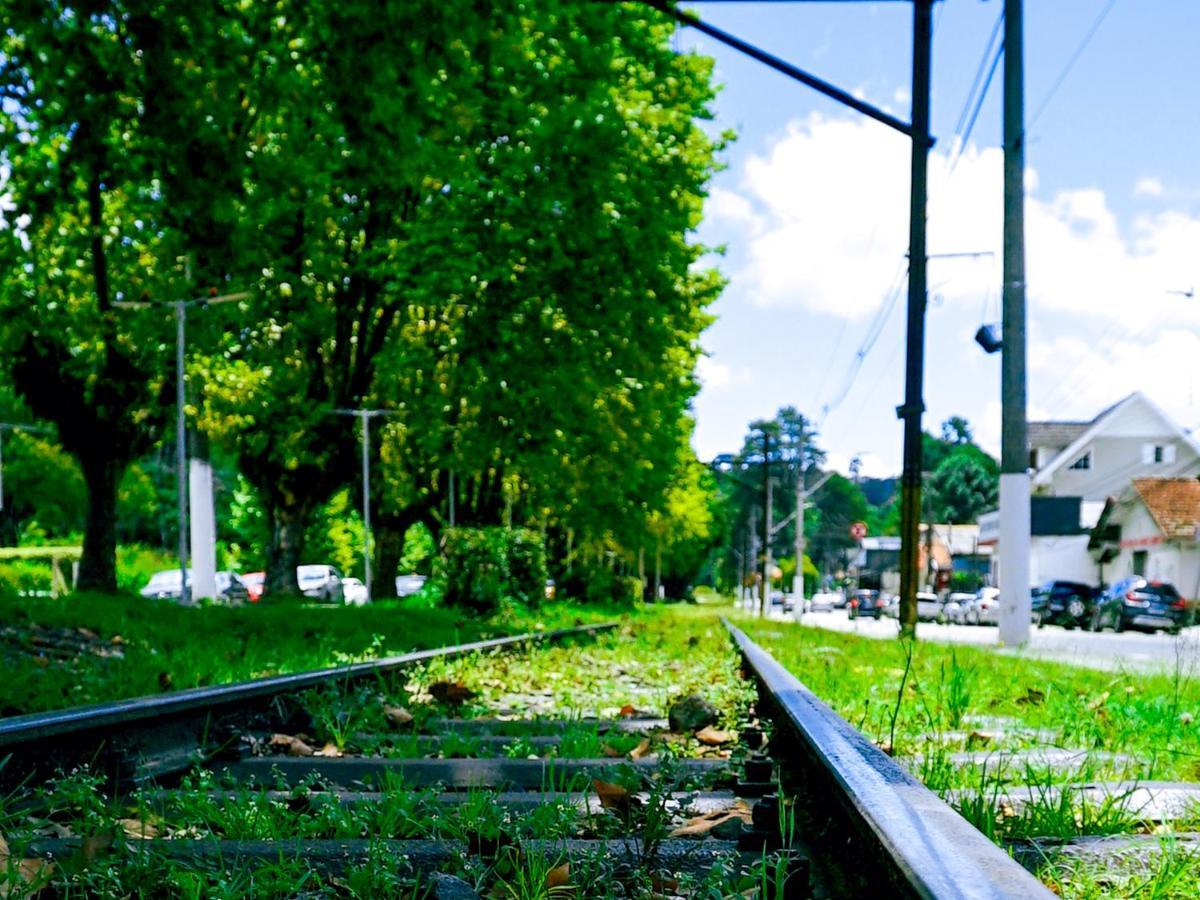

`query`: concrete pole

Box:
[175,300,190,604]
[793,476,806,599]
[188,434,217,601]
[761,432,773,616]
[998,0,1032,645]
[897,0,933,639]
[360,412,372,604]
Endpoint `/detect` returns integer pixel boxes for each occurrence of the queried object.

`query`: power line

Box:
[1028,0,1120,130]
[816,258,908,427]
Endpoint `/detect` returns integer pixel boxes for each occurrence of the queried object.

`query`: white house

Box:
[1090,478,1200,600]
[979,392,1200,588]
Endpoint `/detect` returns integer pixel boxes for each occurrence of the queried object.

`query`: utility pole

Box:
[761,430,772,617]
[115,289,247,604]
[998,0,1031,645]
[332,408,396,605]
[897,0,934,639]
[792,468,834,599]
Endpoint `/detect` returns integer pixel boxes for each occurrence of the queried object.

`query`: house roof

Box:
[1028,421,1090,451]
[1131,478,1200,540]
[1033,392,1200,486]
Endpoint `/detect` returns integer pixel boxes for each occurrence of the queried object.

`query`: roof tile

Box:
[1131,478,1200,540]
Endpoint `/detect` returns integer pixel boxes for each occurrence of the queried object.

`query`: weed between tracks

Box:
[1,605,794,897]
[738,610,1200,899]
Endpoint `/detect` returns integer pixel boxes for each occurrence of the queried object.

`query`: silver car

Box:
[944,592,977,624]
[297,564,344,603]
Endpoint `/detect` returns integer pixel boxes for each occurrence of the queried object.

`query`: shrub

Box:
[439,527,547,614]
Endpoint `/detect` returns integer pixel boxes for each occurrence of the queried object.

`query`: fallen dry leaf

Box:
[592,779,633,820]
[600,743,623,758]
[546,862,571,889]
[1087,691,1110,711]
[315,743,342,758]
[694,725,736,746]
[1016,687,1045,706]
[629,738,652,760]
[269,733,316,757]
[669,799,753,838]
[428,681,476,705]
[618,704,637,718]
[0,833,56,896]
[117,818,160,840]
[383,705,413,727]
[80,829,114,862]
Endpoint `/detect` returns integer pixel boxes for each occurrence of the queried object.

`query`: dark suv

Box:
[1091,578,1192,634]
[849,589,886,619]
[1031,580,1096,629]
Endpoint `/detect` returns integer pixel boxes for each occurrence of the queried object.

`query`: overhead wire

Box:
[1028,0,1121,131]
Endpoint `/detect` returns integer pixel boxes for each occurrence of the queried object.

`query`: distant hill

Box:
[860,477,897,508]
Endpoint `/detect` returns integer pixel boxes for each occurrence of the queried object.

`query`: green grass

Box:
[0,590,620,716]
[0,602,778,897]
[733,609,1200,898]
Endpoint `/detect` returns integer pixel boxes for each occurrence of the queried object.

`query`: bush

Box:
[439,527,547,614]
[0,560,54,595]
[571,566,642,606]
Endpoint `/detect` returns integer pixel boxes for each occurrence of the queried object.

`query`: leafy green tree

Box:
[928,453,998,525]
[0,3,262,588]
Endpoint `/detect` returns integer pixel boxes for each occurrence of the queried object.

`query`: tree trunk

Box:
[373,521,405,600]
[76,453,121,592]
[265,502,310,595]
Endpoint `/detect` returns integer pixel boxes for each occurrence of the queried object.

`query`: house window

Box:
[1143,443,1177,465]
[1068,452,1091,470]
[1133,550,1148,576]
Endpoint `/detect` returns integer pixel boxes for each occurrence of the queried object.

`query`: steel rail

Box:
[0,622,617,748]
[723,618,1054,899]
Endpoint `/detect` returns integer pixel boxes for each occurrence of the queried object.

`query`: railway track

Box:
[0,616,1053,897]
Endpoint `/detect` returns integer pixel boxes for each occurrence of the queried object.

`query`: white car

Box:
[944,592,977,624]
[917,591,945,622]
[341,577,369,606]
[395,573,427,597]
[297,564,344,603]
[807,591,843,613]
[968,587,1001,625]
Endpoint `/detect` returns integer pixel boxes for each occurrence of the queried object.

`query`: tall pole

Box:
[898,0,934,639]
[793,479,805,599]
[999,0,1031,645]
[360,412,373,604]
[761,432,772,616]
[175,300,190,604]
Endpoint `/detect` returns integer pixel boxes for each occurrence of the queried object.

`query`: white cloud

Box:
[698,114,1200,470]
[1134,176,1164,198]
[705,113,1200,334]
[696,354,752,391]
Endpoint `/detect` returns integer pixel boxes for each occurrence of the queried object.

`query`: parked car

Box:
[849,589,887,619]
[341,576,369,606]
[943,592,977,624]
[916,591,945,623]
[963,587,1000,625]
[297,564,344,603]
[1091,577,1191,634]
[1031,580,1096,629]
[770,590,794,613]
[140,569,249,605]
[395,573,427,597]
[242,571,266,603]
[808,591,843,613]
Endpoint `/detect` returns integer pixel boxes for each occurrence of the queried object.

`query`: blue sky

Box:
[685,0,1200,476]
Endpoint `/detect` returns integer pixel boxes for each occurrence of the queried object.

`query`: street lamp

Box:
[114,290,248,603]
[331,408,397,604]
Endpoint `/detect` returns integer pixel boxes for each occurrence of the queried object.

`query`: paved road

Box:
[758,603,1200,673]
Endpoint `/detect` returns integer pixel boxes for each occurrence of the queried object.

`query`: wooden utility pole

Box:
[897,0,934,639]
[998,0,1031,645]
